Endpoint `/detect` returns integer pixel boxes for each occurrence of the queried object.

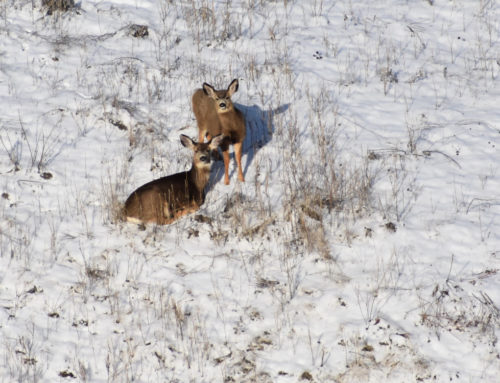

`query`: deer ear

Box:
[203,83,216,98]
[180,134,195,149]
[209,134,224,149]
[227,79,239,97]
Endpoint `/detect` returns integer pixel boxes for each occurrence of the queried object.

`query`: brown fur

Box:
[192,79,246,185]
[124,135,223,225]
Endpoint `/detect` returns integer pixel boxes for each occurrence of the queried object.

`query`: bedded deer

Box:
[124,134,223,225]
[192,79,246,185]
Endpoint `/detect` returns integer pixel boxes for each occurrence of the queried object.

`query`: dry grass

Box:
[420,280,500,339]
[42,0,76,15]
[2,2,498,383]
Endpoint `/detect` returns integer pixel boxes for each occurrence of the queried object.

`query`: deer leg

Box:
[234,141,245,182]
[198,126,207,143]
[223,149,230,185]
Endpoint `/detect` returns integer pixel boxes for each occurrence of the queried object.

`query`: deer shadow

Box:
[208,103,290,188]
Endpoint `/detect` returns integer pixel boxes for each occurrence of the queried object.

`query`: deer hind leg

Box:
[234,141,245,182]
[126,216,143,225]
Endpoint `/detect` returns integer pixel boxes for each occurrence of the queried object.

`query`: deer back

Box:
[124,171,203,225]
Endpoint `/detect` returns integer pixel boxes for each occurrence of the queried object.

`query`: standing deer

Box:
[124,134,223,225]
[192,79,246,185]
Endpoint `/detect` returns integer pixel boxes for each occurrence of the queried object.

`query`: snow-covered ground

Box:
[1,1,499,382]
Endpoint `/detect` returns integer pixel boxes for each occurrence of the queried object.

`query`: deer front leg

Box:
[223,149,230,185]
[198,126,207,143]
[234,141,245,182]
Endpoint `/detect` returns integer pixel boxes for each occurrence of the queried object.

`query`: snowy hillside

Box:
[1,0,499,382]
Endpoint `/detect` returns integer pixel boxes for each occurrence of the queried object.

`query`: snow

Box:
[1,0,500,382]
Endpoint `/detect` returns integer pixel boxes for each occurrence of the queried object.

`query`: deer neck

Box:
[189,163,211,192]
[218,109,235,122]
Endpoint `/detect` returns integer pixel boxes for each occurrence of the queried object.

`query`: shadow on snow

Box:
[208,102,290,188]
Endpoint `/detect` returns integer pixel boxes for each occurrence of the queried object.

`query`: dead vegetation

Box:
[1,1,499,382]
[42,0,76,15]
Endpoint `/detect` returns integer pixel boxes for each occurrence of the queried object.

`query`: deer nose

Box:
[219,101,227,109]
